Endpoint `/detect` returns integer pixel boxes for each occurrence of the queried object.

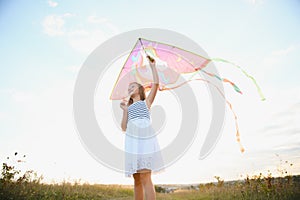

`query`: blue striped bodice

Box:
[127,100,150,122]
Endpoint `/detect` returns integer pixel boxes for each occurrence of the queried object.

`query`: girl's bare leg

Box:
[139,170,156,200]
[133,173,144,200]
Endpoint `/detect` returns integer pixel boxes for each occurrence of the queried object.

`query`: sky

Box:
[0,0,300,185]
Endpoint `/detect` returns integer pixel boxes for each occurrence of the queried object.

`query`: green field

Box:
[1,155,300,199]
[1,169,300,199]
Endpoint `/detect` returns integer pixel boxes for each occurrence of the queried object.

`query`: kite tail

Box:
[161,78,245,153]
[209,58,265,101]
[197,69,243,94]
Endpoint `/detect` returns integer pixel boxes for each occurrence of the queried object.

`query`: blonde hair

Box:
[127,82,146,106]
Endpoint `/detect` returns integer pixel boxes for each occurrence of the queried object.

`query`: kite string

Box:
[151,77,245,153]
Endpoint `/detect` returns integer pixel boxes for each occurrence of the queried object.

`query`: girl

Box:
[120,56,164,200]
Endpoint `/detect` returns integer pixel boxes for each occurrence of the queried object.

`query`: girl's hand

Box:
[120,99,128,111]
[147,55,156,67]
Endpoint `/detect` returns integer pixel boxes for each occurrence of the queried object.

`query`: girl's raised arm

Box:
[146,56,159,109]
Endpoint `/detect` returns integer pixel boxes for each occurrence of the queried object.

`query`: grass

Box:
[1,176,300,200]
[1,152,300,199]
[0,181,134,200]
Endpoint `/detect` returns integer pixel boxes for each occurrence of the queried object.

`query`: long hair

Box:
[127,82,146,107]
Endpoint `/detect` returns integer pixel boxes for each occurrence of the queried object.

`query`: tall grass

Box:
[1,152,299,199]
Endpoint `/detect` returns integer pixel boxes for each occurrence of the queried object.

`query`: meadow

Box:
[1,153,300,199]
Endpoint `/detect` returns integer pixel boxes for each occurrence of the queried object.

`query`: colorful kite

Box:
[110,38,265,153]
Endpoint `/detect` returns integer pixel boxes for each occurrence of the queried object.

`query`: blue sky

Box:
[0,0,300,184]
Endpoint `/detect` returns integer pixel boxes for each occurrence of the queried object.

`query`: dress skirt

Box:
[124,117,165,177]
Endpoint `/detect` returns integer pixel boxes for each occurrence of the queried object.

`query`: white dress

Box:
[124,100,165,177]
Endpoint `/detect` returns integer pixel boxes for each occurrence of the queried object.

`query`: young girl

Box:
[120,56,164,200]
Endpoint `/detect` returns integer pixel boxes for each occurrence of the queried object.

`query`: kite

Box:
[110,38,265,153]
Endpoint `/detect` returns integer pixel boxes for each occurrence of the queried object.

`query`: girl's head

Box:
[127,82,146,106]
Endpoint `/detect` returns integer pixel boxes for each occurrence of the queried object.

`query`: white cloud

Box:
[245,0,264,5]
[48,0,58,8]
[42,15,65,36]
[67,30,108,54]
[0,111,5,120]
[67,16,119,53]
[246,44,299,81]
[12,91,35,103]
[103,21,119,36]
[87,16,108,24]
[261,45,296,67]
[86,15,119,34]
[65,65,80,73]
[63,13,75,18]
[68,29,89,36]
[42,13,75,36]
[271,45,296,56]
[42,14,119,54]
[1,88,35,103]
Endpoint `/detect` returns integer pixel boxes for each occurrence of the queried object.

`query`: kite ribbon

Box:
[209,58,266,101]
[148,76,245,153]
[196,68,243,95]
